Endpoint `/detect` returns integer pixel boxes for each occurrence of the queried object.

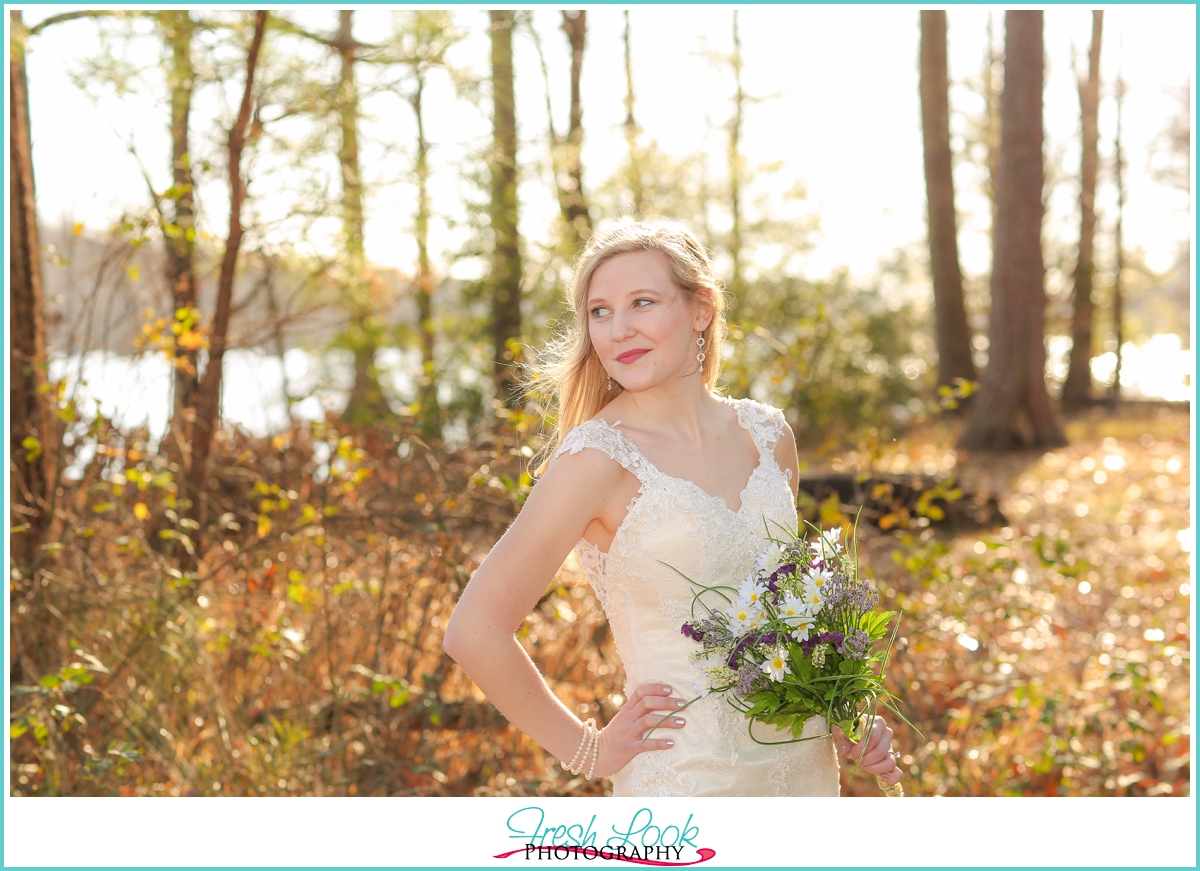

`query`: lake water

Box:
[48,334,1191,458]
[49,346,422,450]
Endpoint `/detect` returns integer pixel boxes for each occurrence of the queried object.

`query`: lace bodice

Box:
[554,395,840,797]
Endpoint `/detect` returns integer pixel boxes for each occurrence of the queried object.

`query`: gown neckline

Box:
[591,395,769,518]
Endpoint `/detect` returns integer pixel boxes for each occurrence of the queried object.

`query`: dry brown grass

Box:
[10,405,1190,797]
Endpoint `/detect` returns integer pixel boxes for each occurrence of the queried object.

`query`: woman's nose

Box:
[610,308,637,340]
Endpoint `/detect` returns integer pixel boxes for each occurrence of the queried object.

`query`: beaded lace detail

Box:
[553,396,840,797]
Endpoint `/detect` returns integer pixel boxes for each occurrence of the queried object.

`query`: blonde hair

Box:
[527,219,727,474]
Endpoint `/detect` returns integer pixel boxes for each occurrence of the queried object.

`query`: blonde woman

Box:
[443,220,901,796]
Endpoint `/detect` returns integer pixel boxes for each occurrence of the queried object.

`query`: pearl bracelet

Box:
[585,723,599,781]
[561,717,599,778]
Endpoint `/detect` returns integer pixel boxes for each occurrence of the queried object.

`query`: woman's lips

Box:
[616,348,650,364]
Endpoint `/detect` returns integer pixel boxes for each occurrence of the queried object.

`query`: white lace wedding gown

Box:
[554,395,841,797]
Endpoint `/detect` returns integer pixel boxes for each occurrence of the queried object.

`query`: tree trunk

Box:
[186,11,268,533]
[983,13,1001,233]
[727,11,745,304]
[1062,11,1104,409]
[489,10,522,406]
[9,10,54,573]
[959,11,1066,451]
[622,11,643,218]
[412,75,442,441]
[335,10,388,429]
[559,11,591,249]
[1110,73,1127,401]
[919,10,976,392]
[159,11,200,421]
[261,255,293,414]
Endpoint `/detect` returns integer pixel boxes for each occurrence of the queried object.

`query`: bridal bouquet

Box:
[665,519,908,791]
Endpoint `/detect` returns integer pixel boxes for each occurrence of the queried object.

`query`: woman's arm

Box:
[443,446,685,775]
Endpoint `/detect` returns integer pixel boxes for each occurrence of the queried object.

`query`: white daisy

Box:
[729,603,766,633]
[789,615,816,643]
[754,543,784,575]
[735,576,767,608]
[760,648,792,683]
[803,586,827,615]
[778,593,810,622]
[806,565,834,590]
[818,527,845,558]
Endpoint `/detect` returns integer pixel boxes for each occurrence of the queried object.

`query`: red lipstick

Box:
[616,348,650,364]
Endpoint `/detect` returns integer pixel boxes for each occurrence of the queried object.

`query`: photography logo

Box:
[495,807,716,865]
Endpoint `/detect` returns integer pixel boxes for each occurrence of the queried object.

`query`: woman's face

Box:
[586,250,712,394]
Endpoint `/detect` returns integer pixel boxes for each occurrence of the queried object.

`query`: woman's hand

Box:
[833,715,901,785]
[591,683,689,778]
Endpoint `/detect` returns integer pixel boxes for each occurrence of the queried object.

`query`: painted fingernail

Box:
[675,700,685,707]
[673,718,685,726]
[662,686,673,694]
[665,740,674,747]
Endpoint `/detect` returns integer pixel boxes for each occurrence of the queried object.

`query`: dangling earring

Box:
[696,334,707,365]
[607,375,613,391]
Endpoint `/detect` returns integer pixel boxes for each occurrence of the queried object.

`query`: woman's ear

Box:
[693,291,716,333]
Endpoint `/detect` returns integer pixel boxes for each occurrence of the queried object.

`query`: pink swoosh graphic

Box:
[492,846,716,866]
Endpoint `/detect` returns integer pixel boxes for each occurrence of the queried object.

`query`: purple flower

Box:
[735,661,765,694]
[842,628,870,660]
[822,572,879,623]
[727,635,754,670]
[681,622,705,642]
[801,631,845,657]
[766,563,797,592]
[782,541,807,564]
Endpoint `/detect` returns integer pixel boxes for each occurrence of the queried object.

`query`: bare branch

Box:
[29,10,128,36]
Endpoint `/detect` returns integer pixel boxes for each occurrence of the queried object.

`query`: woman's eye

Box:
[634,298,654,308]
[590,306,610,319]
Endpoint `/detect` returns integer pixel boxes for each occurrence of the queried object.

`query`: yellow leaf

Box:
[126,265,140,282]
[256,514,272,537]
[22,436,42,462]
[133,502,149,521]
[879,513,900,530]
[73,222,84,236]
[177,331,205,351]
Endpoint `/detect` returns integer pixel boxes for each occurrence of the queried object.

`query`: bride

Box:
[443,220,902,796]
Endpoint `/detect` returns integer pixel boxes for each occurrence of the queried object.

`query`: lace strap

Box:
[729,397,787,456]
[554,419,658,484]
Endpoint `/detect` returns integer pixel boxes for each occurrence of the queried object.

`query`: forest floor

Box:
[838,403,1192,796]
[10,404,1191,798]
